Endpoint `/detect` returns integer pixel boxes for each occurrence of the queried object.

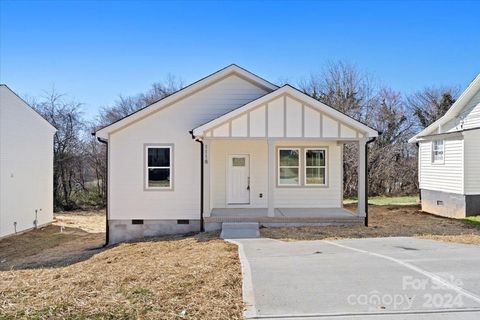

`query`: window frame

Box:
[304,148,327,186]
[277,148,301,186]
[144,144,174,191]
[431,140,445,164]
[276,146,328,188]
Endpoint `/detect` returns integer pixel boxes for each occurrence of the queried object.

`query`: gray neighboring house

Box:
[409,73,480,218]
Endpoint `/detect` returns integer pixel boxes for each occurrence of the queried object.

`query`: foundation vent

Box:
[436,200,444,206]
[177,219,190,225]
[132,219,144,225]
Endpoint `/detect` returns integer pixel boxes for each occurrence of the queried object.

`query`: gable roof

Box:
[409,73,480,143]
[95,64,278,139]
[0,84,57,132]
[192,84,379,138]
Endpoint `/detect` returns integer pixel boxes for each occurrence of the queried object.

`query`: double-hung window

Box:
[278,148,300,186]
[305,149,326,185]
[278,148,328,186]
[432,140,444,164]
[146,145,173,189]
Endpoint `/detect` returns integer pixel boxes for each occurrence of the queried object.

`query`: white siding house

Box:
[409,73,480,218]
[0,85,56,238]
[96,65,378,243]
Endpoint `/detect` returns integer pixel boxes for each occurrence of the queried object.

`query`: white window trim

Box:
[431,140,445,165]
[304,148,327,186]
[145,144,174,190]
[277,148,301,186]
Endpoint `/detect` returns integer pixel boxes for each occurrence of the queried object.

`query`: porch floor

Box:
[206,207,363,224]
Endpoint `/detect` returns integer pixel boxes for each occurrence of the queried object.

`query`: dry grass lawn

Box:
[261,205,480,245]
[0,212,243,319]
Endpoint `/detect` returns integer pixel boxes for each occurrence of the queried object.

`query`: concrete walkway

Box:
[230,237,480,320]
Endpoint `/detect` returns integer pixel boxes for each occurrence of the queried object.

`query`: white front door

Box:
[227,154,250,204]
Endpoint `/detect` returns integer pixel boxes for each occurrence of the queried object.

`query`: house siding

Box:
[419,138,464,194]
[461,90,480,130]
[108,75,269,221]
[464,129,480,194]
[0,86,55,238]
[209,139,342,210]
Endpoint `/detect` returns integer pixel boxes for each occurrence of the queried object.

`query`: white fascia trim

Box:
[409,73,480,143]
[95,65,278,140]
[193,85,378,137]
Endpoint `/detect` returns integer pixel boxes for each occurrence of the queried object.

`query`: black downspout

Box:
[95,136,109,246]
[190,130,205,232]
[365,137,377,227]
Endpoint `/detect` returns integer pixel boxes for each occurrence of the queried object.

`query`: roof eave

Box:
[94,64,278,138]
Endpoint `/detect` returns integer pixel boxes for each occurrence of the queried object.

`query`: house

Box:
[95,65,379,244]
[409,74,480,218]
[0,85,56,238]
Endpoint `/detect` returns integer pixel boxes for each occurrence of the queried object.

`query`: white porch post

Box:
[267,139,275,217]
[357,138,367,218]
[203,140,211,217]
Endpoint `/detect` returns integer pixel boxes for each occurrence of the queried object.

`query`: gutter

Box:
[189,130,205,232]
[364,136,377,227]
[93,134,110,246]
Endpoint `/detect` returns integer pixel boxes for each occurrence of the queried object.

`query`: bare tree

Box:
[368,88,417,195]
[32,90,86,210]
[98,74,184,126]
[299,61,375,120]
[299,62,418,197]
[407,87,458,129]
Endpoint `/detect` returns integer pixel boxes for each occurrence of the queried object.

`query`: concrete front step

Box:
[220,222,260,239]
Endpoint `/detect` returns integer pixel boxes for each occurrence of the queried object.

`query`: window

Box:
[146,146,172,189]
[432,140,444,164]
[305,149,326,185]
[278,148,300,185]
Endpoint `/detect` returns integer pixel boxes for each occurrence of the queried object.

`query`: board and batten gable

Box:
[418,138,464,194]
[195,87,374,140]
[108,74,270,220]
[0,85,56,238]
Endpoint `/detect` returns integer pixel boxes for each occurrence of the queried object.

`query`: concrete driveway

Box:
[231,237,480,319]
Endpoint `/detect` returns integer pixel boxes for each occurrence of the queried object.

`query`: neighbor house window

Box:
[146,145,172,189]
[305,149,326,185]
[432,140,444,164]
[278,148,300,185]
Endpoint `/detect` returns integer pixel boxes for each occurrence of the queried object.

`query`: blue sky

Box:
[1,0,479,120]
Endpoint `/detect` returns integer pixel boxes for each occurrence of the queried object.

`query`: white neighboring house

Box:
[95,65,379,244]
[409,74,480,218]
[0,85,56,238]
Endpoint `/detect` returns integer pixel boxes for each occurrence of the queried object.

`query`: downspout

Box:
[94,135,109,246]
[189,130,205,232]
[364,136,377,227]
[416,142,421,204]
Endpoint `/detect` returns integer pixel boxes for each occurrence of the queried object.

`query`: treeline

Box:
[32,63,456,211]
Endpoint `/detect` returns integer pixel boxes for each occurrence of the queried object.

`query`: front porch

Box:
[192,86,379,232]
[205,207,363,231]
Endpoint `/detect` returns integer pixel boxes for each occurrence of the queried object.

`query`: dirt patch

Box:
[261,205,480,245]
[0,211,243,319]
[0,233,242,319]
[0,211,106,271]
[54,210,105,233]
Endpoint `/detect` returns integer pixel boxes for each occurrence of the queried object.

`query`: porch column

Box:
[203,140,211,217]
[267,139,275,217]
[357,138,367,218]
